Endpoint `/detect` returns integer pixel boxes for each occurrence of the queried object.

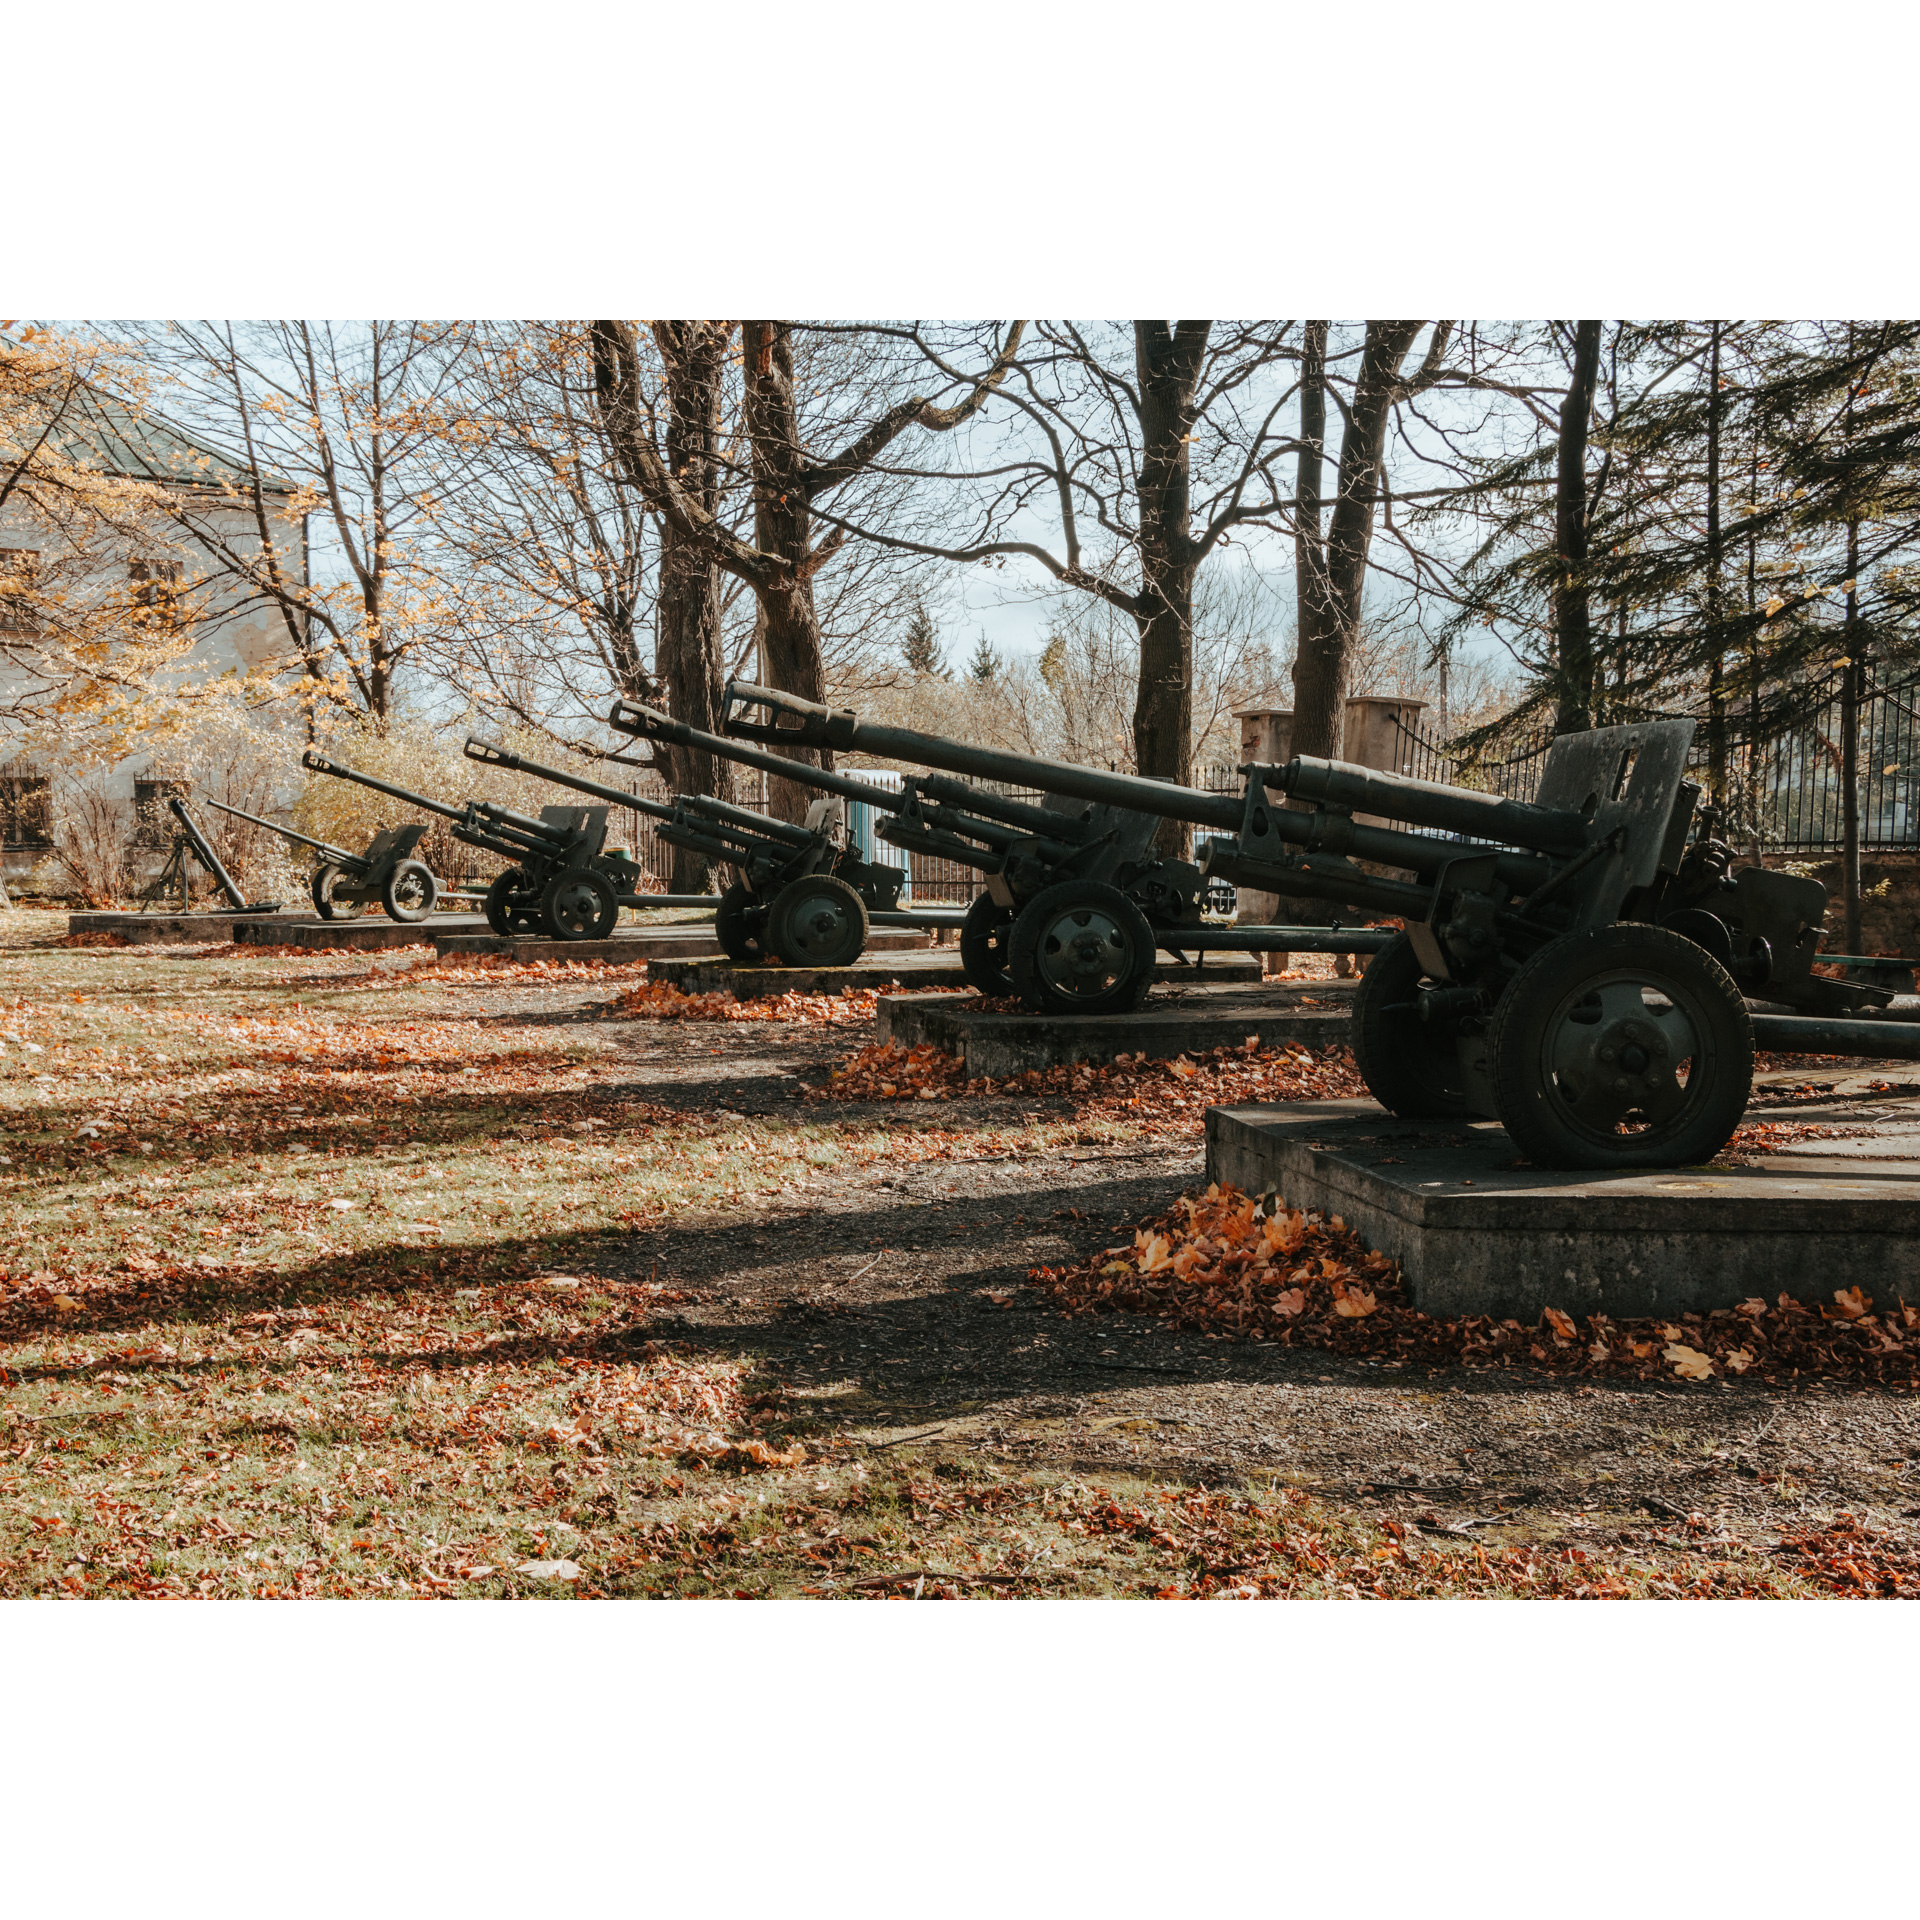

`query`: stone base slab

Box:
[1204,1097,1920,1318]
[67,910,476,950]
[879,982,1355,1079]
[652,948,970,999]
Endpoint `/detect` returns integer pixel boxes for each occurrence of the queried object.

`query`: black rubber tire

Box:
[767,874,869,967]
[311,864,366,922]
[484,867,543,938]
[1349,931,1473,1118]
[381,859,439,924]
[1488,923,1752,1170]
[715,883,771,964]
[959,892,1015,996]
[1008,879,1156,1017]
[541,866,620,941]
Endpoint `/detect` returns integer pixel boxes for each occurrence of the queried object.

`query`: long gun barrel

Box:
[302,749,579,857]
[721,675,1589,856]
[200,795,358,868]
[613,696,1097,855]
[464,738,678,824]
[301,750,471,826]
[464,737,812,850]
[609,699,912,814]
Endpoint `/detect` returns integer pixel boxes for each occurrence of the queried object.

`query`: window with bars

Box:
[0,775,52,849]
[0,550,39,634]
[132,778,189,852]
[129,557,187,632]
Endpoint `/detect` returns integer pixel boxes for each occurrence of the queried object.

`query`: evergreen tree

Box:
[901,598,946,678]
[968,630,1001,683]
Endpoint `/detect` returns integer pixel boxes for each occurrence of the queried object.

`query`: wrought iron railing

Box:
[1383,673,1920,855]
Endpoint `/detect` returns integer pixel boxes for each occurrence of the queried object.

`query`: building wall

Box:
[0,489,307,882]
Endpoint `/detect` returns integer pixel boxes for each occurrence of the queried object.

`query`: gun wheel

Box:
[715,884,772,964]
[768,874,869,968]
[1009,880,1155,1017]
[311,863,367,922]
[1350,932,1473,1117]
[1489,924,1752,1170]
[959,892,1015,995]
[484,867,543,937]
[542,867,620,941]
[381,859,439,924]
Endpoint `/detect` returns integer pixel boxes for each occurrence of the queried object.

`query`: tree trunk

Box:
[1705,321,1727,799]
[742,321,833,822]
[1551,321,1603,734]
[1841,520,1864,953]
[652,322,734,890]
[1131,322,1210,853]
[1291,321,1425,760]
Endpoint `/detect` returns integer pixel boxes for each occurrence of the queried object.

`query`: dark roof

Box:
[60,386,298,497]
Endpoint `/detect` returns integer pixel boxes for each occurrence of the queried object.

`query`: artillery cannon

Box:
[723,680,1918,1171]
[300,750,687,941]
[200,795,439,923]
[616,696,1388,994]
[475,730,959,968]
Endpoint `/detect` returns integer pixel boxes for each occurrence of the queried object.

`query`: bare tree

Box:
[589,318,1023,817]
[1288,323,1464,758]
[128,320,467,726]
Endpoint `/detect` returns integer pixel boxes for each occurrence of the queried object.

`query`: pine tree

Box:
[968,630,1001,683]
[901,598,946,678]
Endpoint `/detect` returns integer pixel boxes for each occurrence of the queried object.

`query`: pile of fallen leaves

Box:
[1711,1117,1872,1164]
[1030,1179,1920,1388]
[811,1035,1364,1116]
[817,1041,969,1101]
[57,931,132,949]
[406,953,646,983]
[607,980,881,1024]
[1774,1513,1920,1597]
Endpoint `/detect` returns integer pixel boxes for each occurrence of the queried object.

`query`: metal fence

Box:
[1382,671,1920,855]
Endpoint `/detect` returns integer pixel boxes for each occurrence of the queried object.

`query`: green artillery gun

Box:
[301,749,689,941]
[611,697,1384,991]
[722,681,1920,1170]
[602,702,994,964]
[200,795,439,923]
[465,733,961,967]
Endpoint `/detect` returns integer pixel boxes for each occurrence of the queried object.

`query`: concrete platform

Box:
[1205,1096,1920,1319]
[652,946,970,999]
[67,910,470,949]
[879,980,1355,1078]
[424,925,933,964]
[432,924,728,964]
[238,915,481,949]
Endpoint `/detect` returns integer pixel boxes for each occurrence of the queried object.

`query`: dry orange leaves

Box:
[813,1036,1364,1119]
[608,981,883,1025]
[1031,1180,1920,1388]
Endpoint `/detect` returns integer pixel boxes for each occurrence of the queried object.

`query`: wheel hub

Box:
[790,894,849,952]
[1549,979,1698,1131]
[553,882,600,934]
[1039,907,1130,996]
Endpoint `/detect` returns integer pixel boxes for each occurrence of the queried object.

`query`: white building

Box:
[0,393,307,886]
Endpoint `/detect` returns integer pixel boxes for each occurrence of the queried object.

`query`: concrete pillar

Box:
[1232,708,1292,974]
[1340,695,1429,826]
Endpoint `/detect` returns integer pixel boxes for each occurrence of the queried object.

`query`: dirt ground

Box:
[2,913,1915,1599]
